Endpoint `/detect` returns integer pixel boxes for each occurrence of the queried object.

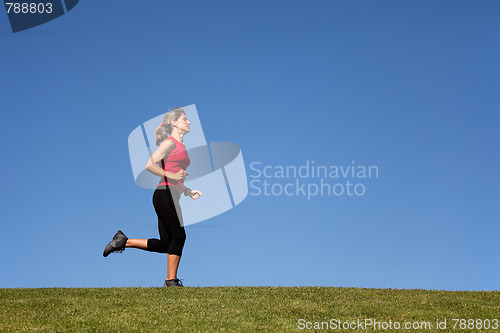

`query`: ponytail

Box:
[155,124,168,146]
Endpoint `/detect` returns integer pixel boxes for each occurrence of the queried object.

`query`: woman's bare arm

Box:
[145,139,187,181]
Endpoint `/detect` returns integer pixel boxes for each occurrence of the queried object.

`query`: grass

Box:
[0,287,498,332]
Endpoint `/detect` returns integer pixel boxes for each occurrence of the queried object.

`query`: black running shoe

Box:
[163,278,184,287]
[103,230,128,257]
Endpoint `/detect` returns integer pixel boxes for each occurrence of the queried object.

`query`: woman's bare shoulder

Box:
[157,137,176,153]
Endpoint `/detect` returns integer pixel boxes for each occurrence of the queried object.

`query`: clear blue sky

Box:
[1,0,498,290]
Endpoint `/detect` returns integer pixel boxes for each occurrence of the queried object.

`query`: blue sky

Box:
[0,0,498,290]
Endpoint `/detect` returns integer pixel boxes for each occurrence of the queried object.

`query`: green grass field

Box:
[0,287,498,332]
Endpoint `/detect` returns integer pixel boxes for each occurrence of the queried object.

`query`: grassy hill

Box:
[0,287,498,332]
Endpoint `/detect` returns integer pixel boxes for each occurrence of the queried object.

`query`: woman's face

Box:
[174,113,191,133]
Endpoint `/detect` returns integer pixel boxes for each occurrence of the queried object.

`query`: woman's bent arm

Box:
[145,139,189,181]
[145,139,175,178]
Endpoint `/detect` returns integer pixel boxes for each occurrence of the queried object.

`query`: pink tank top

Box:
[158,136,191,194]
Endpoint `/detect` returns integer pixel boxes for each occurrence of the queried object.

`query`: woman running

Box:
[103,107,202,287]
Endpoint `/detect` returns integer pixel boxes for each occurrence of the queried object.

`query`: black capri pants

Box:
[147,185,186,256]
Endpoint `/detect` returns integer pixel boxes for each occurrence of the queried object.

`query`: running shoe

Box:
[163,278,184,287]
[103,230,128,257]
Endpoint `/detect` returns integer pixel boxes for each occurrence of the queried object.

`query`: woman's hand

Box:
[184,189,202,200]
[170,169,189,181]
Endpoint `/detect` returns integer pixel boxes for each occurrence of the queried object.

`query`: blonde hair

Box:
[155,107,185,146]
